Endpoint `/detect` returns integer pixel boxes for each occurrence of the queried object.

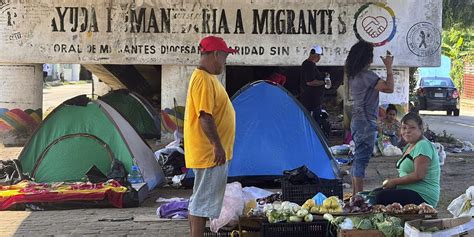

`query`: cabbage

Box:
[376,221,397,237]
[356,218,373,230]
[394,226,404,236]
[349,217,362,227]
[387,216,402,227]
[371,213,385,224]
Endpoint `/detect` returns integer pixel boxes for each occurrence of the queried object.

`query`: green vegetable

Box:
[394,226,404,236]
[387,216,402,227]
[323,213,334,222]
[304,214,314,222]
[420,226,440,232]
[333,216,346,226]
[356,218,373,230]
[376,220,399,237]
[349,217,362,228]
[371,213,385,224]
[296,209,309,218]
[289,216,303,223]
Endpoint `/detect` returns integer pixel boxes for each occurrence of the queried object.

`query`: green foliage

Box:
[442,0,474,29]
[441,28,473,92]
[442,1,474,93]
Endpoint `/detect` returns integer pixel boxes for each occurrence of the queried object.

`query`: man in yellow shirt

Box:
[184,36,236,237]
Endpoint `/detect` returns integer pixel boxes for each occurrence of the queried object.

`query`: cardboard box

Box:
[338,229,385,237]
[404,216,474,237]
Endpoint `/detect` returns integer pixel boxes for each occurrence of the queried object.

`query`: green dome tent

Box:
[18,95,164,190]
[99,90,161,139]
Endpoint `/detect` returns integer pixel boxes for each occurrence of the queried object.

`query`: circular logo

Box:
[406,22,441,57]
[353,3,397,47]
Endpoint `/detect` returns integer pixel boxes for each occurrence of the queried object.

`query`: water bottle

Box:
[128,165,144,184]
[324,74,332,89]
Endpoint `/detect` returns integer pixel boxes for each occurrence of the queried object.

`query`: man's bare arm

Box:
[199,112,226,166]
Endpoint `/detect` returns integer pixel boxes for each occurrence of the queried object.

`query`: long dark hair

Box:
[345,41,374,78]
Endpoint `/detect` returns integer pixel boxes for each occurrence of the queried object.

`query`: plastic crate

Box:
[281,178,343,205]
[261,220,329,237]
[204,227,259,237]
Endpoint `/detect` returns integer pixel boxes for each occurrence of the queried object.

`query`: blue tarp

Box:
[228,81,339,180]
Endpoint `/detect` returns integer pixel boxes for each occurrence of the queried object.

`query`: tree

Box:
[441,0,474,93]
[442,0,474,29]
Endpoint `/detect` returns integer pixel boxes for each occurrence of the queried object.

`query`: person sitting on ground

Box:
[377,104,401,146]
[375,112,440,207]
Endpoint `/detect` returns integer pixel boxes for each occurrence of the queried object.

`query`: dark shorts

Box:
[375,188,426,206]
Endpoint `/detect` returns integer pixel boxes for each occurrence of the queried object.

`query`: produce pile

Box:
[246,192,438,237]
[324,213,404,237]
[371,202,437,215]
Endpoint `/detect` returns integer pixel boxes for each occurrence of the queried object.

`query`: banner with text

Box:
[0,0,442,66]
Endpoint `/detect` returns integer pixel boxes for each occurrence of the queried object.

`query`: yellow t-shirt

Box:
[184,69,236,168]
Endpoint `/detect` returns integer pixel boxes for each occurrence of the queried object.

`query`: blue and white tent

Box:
[184,80,340,187]
[227,81,340,185]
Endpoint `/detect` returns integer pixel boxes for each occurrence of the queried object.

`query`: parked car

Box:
[414,76,460,116]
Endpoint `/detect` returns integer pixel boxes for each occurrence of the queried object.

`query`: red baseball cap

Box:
[199,36,237,54]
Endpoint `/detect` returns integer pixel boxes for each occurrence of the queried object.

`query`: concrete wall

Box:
[161,65,227,110]
[0,64,43,145]
[0,0,442,67]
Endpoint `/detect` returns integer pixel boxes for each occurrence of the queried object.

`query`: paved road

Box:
[420,109,474,143]
[42,83,93,114]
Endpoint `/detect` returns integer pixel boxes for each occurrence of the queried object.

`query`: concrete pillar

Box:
[0,64,43,145]
[71,64,81,81]
[161,65,227,137]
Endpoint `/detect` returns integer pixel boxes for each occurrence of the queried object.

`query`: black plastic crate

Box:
[204,228,234,237]
[204,227,259,237]
[261,220,329,237]
[281,178,343,205]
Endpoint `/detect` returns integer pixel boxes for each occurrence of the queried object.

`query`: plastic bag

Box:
[313,192,327,206]
[242,186,273,203]
[382,145,402,157]
[447,186,474,217]
[283,165,319,185]
[432,142,447,165]
[210,182,245,232]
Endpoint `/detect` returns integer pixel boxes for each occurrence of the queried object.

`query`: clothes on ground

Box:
[350,119,377,178]
[349,69,380,122]
[0,180,127,210]
[188,162,230,219]
[396,138,440,207]
[299,59,325,124]
[184,69,236,169]
[157,199,189,219]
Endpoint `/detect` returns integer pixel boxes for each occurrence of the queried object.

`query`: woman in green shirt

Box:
[375,113,440,207]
